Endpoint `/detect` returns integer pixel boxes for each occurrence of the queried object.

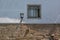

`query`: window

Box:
[27,5,41,18]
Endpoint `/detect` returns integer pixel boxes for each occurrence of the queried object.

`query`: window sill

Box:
[27,17,41,19]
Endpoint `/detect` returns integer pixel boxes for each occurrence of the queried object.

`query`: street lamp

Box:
[20,13,29,37]
[20,13,24,23]
[16,13,24,29]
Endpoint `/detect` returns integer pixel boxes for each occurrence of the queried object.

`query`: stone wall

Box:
[0,24,60,40]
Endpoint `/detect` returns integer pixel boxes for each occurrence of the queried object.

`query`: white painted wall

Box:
[0,0,60,24]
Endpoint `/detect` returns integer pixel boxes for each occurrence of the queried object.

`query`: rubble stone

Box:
[0,24,60,40]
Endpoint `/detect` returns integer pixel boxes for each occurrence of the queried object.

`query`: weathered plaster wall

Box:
[0,0,60,23]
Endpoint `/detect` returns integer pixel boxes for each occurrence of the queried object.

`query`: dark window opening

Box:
[27,5,41,18]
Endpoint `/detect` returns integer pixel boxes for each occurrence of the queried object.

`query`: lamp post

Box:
[16,13,24,29]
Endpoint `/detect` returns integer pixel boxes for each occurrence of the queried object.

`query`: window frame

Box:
[27,4,41,18]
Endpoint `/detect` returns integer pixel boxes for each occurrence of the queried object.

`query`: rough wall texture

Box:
[0,24,60,40]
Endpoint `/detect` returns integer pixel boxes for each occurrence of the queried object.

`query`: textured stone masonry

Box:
[0,24,60,40]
